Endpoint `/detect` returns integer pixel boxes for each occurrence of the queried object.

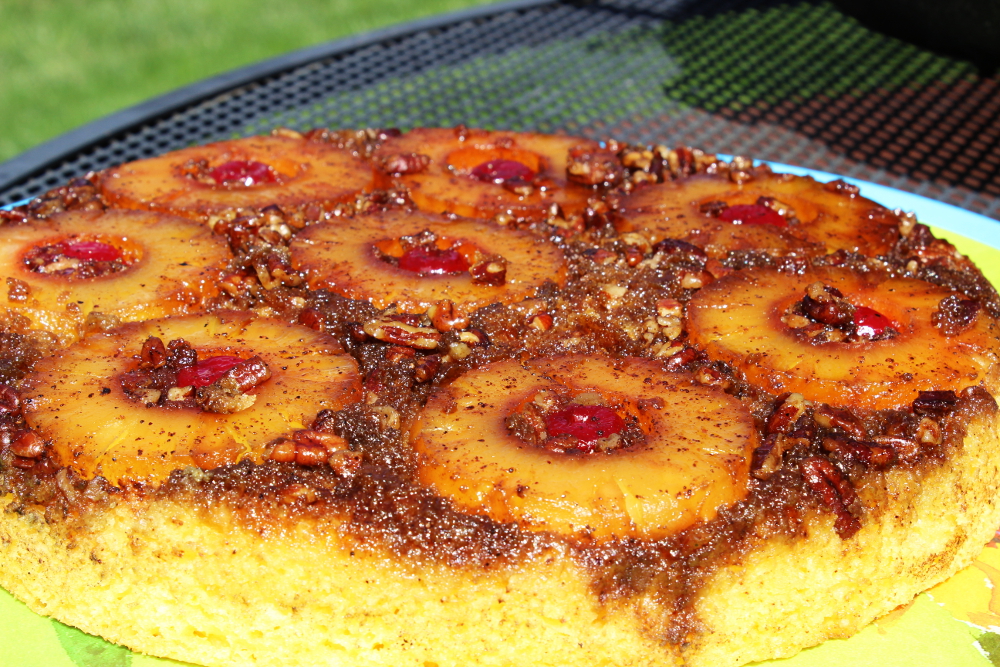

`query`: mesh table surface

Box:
[2,0,999,223]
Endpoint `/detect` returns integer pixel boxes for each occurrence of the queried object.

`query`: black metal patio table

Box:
[2,0,1000,227]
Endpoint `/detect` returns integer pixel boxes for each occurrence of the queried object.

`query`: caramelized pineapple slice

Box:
[372,127,596,221]
[290,209,567,313]
[20,312,362,485]
[616,173,900,257]
[0,209,229,345]
[99,135,374,221]
[687,267,1000,411]
[410,355,756,540]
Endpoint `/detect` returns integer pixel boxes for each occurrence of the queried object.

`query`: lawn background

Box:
[0,0,498,164]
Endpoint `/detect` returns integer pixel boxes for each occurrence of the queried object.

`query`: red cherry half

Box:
[853,306,893,339]
[544,404,625,447]
[398,246,470,275]
[470,159,535,185]
[718,204,787,227]
[176,355,244,388]
[59,240,121,262]
[209,160,278,187]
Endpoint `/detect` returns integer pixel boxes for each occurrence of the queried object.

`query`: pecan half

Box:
[912,390,958,416]
[363,318,441,349]
[800,457,861,538]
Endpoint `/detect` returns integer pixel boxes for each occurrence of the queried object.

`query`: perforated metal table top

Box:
[2,0,999,223]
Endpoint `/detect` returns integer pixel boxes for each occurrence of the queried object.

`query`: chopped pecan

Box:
[822,179,860,196]
[10,429,45,459]
[139,336,168,370]
[346,322,369,343]
[623,245,644,267]
[871,435,921,462]
[167,339,198,368]
[800,457,861,538]
[567,146,624,187]
[83,311,122,335]
[279,483,319,504]
[293,428,349,451]
[294,444,330,467]
[363,319,441,350]
[328,450,363,477]
[821,436,894,468]
[529,313,553,331]
[912,390,959,416]
[429,300,470,332]
[195,378,255,414]
[6,278,30,303]
[801,282,853,327]
[751,434,783,479]
[469,255,507,286]
[299,308,326,331]
[699,200,729,218]
[224,356,272,392]
[0,385,21,420]
[664,346,698,371]
[727,156,754,184]
[459,328,489,347]
[766,393,810,434]
[667,147,699,178]
[652,238,707,262]
[380,152,431,174]
[267,439,297,463]
[269,429,352,468]
[505,402,548,446]
[694,366,732,390]
[812,405,866,439]
[915,417,942,445]
[414,354,442,382]
[385,345,416,363]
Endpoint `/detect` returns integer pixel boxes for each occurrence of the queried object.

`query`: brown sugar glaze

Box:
[1,130,999,646]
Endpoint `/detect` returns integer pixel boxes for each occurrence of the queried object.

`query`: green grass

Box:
[0,0,498,163]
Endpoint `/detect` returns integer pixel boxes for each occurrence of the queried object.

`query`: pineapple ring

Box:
[20,312,362,486]
[0,209,230,345]
[616,172,900,257]
[372,127,596,221]
[98,135,374,221]
[687,267,1000,411]
[289,209,567,313]
[410,355,756,540]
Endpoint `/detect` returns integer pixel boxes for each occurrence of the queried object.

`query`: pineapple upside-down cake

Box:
[0,126,999,667]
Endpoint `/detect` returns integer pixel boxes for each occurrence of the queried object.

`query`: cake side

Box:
[689,392,1000,666]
